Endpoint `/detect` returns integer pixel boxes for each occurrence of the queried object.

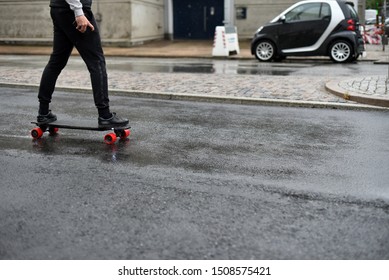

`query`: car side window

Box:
[284,3,324,22]
[320,3,331,20]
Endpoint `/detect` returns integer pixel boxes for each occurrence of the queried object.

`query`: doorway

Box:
[173,0,224,39]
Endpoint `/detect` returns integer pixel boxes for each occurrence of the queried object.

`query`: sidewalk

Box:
[0,40,388,108]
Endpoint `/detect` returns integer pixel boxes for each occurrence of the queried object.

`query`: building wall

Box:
[234,0,298,39]
[0,0,165,46]
[130,0,164,43]
[0,0,361,44]
[0,0,51,41]
[97,0,164,45]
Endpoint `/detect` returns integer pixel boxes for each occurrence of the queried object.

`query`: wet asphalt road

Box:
[0,86,389,260]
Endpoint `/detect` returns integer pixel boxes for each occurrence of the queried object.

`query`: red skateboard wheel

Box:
[49,127,59,135]
[104,132,117,144]
[120,129,130,139]
[31,127,43,139]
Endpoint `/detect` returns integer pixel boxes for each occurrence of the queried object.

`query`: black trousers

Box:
[38,8,109,110]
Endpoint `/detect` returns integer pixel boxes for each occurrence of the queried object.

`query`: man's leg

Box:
[74,9,128,126]
[38,9,74,118]
[72,9,110,118]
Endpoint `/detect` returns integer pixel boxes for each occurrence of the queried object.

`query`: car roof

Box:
[270,0,342,23]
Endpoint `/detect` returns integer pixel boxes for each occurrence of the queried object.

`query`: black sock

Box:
[98,107,112,119]
[39,103,49,115]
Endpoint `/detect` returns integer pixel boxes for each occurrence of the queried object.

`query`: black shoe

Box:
[98,112,129,128]
[37,110,57,124]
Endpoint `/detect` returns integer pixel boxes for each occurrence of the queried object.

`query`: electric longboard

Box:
[31,120,131,144]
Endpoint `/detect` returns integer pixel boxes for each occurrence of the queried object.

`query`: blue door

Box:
[173,0,224,39]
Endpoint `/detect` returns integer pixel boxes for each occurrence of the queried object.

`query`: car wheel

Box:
[329,40,353,63]
[254,40,276,62]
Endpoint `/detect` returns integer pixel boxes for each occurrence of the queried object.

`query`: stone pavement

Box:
[0,40,388,109]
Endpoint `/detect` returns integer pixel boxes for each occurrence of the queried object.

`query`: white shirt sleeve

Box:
[65,0,84,17]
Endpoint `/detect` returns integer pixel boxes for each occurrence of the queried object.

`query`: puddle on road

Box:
[108,62,294,76]
[0,134,134,164]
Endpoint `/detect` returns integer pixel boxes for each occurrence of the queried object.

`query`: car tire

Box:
[254,40,276,62]
[329,40,353,63]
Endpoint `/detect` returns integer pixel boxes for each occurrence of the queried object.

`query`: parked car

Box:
[365,17,378,25]
[251,0,365,63]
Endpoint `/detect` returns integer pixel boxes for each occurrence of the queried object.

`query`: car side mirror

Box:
[279,15,286,23]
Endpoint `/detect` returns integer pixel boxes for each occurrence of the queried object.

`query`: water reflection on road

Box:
[2,54,385,77]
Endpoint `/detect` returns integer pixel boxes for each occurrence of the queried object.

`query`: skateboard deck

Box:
[31,120,131,144]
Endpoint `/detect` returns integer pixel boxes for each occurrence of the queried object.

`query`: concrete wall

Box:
[0,0,165,46]
[0,0,51,41]
[97,0,164,45]
[235,0,298,39]
[130,0,164,42]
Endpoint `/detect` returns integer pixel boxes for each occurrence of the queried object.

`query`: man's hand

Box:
[75,15,95,33]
